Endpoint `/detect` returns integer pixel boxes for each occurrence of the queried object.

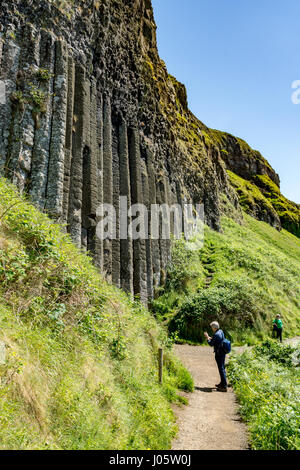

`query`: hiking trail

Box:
[200,242,216,289]
[171,344,249,450]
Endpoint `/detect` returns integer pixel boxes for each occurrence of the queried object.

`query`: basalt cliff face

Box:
[0,0,299,302]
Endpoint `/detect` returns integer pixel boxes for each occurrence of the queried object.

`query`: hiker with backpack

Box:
[204,321,231,392]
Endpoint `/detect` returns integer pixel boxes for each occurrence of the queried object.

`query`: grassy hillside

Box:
[0,178,193,450]
[152,207,300,345]
[228,171,300,237]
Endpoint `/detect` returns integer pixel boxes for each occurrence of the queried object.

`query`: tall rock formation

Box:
[0,0,299,302]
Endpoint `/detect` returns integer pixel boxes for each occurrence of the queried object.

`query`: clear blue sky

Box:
[152,0,300,203]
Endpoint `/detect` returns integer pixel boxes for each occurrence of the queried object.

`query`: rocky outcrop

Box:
[212,131,280,187]
[0,0,298,303]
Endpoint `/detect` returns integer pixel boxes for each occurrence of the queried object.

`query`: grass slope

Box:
[228,340,300,450]
[152,212,300,345]
[0,178,193,450]
[228,170,300,237]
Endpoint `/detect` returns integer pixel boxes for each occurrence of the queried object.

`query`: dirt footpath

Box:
[172,344,249,450]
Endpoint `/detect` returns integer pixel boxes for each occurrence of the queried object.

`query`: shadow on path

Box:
[194,386,216,393]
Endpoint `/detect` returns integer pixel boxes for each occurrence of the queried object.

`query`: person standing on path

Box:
[273,314,283,343]
[204,321,228,392]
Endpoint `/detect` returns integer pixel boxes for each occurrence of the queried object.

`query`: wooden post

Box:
[158,348,163,384]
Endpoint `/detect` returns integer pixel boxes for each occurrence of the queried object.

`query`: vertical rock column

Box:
[112,116,121,288]
[156,173,170,285]
[68,64,85,246]
[141,155,153,300]
[87,79,101,260]
[62,54,75,223]
[119,119,134,295]
[176,180,185,237]
[93,91,103,271]
[128,127,148,304]
[166,178,177,262]
[147,149,161,293]
[0,36,21,174]
[45,39,68,217]
[30,30,55,208]
[177,183,191,243]
[7,25,40,192]
[102,95,113,282]
[81,76,91,250]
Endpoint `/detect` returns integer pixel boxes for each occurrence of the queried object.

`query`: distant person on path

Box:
[204,321,228,392]
[273,314,283,343]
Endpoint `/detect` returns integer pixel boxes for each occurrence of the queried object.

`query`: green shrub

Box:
[170,278,257,343]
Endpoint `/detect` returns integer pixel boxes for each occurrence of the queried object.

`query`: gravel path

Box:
[172,344,249,450]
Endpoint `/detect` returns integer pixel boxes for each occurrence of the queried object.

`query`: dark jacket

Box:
[207,329,225,356]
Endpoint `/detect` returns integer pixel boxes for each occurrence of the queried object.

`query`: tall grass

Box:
[228,340,300,450]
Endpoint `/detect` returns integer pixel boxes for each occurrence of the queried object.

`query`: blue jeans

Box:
[215,354,227,387]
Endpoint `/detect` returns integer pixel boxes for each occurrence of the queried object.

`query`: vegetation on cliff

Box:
[142,54,300,238]
[227,171,281,228]
[0,178,193,450]
[254,174,300,237]
[152,209,300,345]
[228,171,300,237]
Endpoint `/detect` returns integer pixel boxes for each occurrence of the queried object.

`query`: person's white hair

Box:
[210,321,220,330]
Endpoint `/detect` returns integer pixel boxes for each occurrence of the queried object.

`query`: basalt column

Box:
[62,54,75,223]
[146,149,161,293]
[167,178,180,243]
[93,91,103,271]
[141,151,153,300]
[81,76,91,251]
[128,127,148,304]
[87,79,102,262]
[45,39,68,217]
[112,115,121,288]
[102,95,113,282]
[176,180,185,235]
[119,119,134,295]
[29,30,56,209]
[68,64,85,246]
[0,35,21,175]
[6,25,40,192]
[164,177,173,269]
[156,173,171,285]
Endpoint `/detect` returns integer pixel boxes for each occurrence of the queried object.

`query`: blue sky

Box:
[152,0,300,203]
